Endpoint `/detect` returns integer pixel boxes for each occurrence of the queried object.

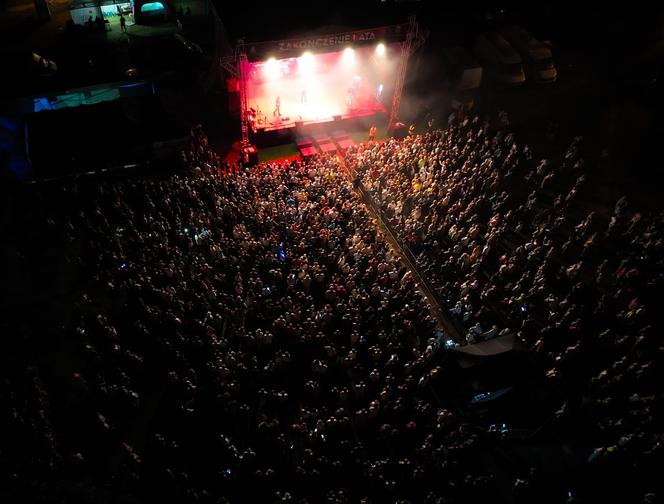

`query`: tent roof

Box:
[454,334,525,357]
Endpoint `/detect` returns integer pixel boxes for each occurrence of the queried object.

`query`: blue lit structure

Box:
[69,0,133,25]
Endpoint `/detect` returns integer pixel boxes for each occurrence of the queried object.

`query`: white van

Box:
[501,26,557,83]
[474,32,525,85]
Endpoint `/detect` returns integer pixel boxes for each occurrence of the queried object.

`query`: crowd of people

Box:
[2,115,662,503]
[3,127,499,503]
[345,115,663,502]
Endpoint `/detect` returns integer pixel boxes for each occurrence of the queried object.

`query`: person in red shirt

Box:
[368,125,377,141]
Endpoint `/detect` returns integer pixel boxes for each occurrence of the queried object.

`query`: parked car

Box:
[501,26,557,83]
[31,52,57,76]
[474,31,525,85]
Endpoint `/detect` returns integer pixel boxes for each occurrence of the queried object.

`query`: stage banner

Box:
[246,25,408,60]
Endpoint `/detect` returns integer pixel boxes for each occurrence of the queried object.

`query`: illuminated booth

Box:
[133,0,169,24]
[68,0,168,26]
[69,0,132,25]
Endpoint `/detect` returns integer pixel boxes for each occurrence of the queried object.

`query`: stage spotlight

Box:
[342,47,355,64]
[298,51,316,76]
[376,43,386,56]
[265,57,280,80]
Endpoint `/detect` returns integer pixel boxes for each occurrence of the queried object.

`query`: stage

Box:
[244,45,397,136]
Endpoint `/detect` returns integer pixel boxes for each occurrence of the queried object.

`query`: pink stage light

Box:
[342,47,355,65]
[264,57,280,80]
[298,51,316,76]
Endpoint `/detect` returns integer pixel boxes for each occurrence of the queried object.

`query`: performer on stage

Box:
[301,89,307,105]
[368,124,377,141]
[346,88,355,110]
[273,96,281,117]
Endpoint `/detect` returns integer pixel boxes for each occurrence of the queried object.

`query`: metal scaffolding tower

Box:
[388,15,425,132]
[219,39,251,148]
[238,46,250,148]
